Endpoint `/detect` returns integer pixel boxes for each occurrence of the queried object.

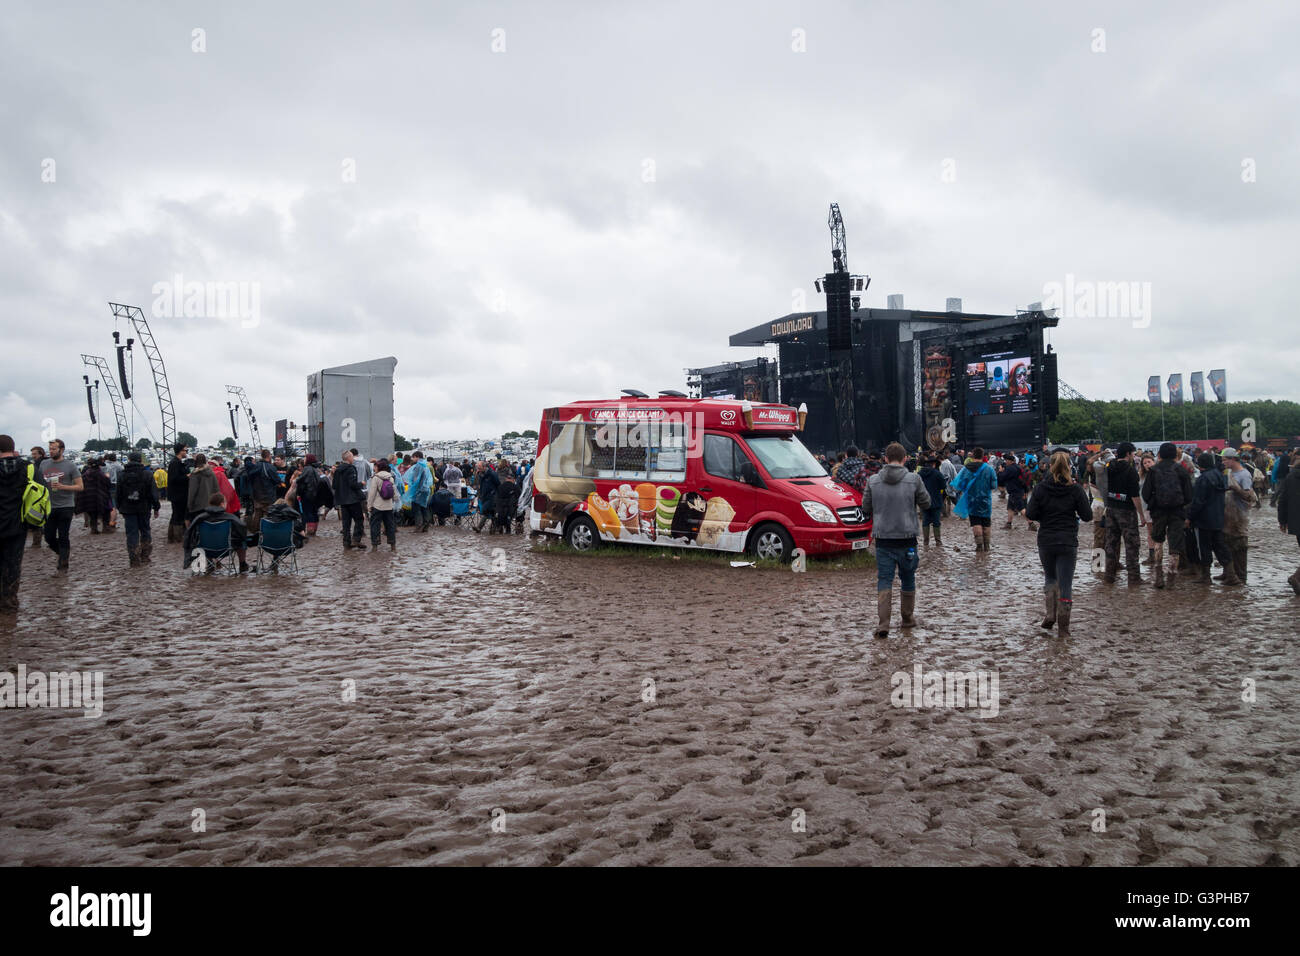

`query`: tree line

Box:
[1047,399,1300,445]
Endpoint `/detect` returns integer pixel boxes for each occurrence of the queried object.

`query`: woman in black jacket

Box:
[1025,451,1092,637]
[1275,451,1300,594]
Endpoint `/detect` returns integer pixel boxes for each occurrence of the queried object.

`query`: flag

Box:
[1208,369,1227,402]
[1189,371,1205,405]
[1147,375,1162,406]
[1167,373,1183,406]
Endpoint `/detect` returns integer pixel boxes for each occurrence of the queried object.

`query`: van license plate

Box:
[852,539,871,550]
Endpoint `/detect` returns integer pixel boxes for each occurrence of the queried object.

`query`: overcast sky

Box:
[2,0,1296,451]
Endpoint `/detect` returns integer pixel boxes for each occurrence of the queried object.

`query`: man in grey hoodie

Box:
[862,442,931,638]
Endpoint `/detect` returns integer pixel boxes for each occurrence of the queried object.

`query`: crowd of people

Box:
[2,432,1298,628]
[827,440,1300,639]
[0,436,538,607]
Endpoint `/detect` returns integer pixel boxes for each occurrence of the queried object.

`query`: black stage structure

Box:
[690,305,1060,455]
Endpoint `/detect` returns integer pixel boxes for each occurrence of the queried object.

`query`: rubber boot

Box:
[389,540,397,552]
[923,526,931,546]
[57,550,69,573]
[140,542,153,564]
[1289,568,1300,596]
[900,591,917,628]
[1056,597,1072,638]
[1127,562,1143,586]
[933,525,942,546]
[30,527,41,548]
[1103,554,1118,584]
[1154,563,1165,589]
[873,591,891,639]
[128,545,141,568]
[973,533,983,552]
[1142,547,1155,566]
[1040,584,1058,629]
[1220,565,1243,587]
[983,529,993,552]
[1198,563,1212,584]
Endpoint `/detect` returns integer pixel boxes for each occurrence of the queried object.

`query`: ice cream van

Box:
[530,392,870,561]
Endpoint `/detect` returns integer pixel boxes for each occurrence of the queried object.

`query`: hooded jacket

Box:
[1186,466,1228,530]
[366,468,399,512]
[862,462,930,542]
[186,464,220,515]
[1025,476,1092,551]
[115,461,161,516]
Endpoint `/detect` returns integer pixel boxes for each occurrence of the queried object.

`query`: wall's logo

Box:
[720,409,737,423]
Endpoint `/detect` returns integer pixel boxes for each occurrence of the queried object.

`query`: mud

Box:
[2,511,1298,866]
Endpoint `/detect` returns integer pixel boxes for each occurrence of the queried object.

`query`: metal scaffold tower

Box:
[109,302,176,455]
[1058,378,1107,443]
[225,385,262,451]
[80,354,129,445]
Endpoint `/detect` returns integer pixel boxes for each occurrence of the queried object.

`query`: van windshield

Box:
[745,435,828,479]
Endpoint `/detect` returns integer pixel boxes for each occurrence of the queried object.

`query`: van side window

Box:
[648,420,687,482]
[703,434,742,481]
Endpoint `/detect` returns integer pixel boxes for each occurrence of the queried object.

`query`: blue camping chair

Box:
[256,519,299,574]
[195,520,240,575]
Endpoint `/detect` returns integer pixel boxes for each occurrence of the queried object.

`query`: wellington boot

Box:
[128,546,141,568]
[1040,585,1058,629]
[923,526,931,546]
[1220,565,1243,587]
[900,591,917,628]
[933,526,942,546]
[140,542,153,564]
[1056,598,1073,638]
[873,590,891,639]
[1154,564,1165,589]
[1102,555,1118,584]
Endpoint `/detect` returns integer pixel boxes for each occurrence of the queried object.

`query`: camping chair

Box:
[195,521,240,575]
[256,518,300,574]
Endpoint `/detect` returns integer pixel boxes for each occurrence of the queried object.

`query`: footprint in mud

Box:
[647,821,674,843]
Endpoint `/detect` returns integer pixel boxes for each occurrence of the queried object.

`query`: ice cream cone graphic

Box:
[741,400,754,429]
[797,402,807,431]
[636,482,657,540]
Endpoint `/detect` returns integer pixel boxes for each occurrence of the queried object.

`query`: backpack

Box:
[23,463,51,529]
[299,466,320,500]
[1150,463,1185,509]
[379,476,395,500]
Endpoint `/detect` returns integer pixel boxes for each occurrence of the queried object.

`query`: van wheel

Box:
[565,515,601,553]
[749,522,794,562]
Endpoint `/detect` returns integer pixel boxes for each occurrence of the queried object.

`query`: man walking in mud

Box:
[1102,442,1147,585]
[38,438,82,573]
[863,442,930,639]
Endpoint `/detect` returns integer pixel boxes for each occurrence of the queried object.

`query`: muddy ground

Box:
[2,507,1298,866]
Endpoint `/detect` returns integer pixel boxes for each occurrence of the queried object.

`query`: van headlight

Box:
[801,501,836,523]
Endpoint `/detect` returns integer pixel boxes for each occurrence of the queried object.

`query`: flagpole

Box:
[1161,400,1166,442]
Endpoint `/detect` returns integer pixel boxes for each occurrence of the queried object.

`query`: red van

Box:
[530,394,870,560]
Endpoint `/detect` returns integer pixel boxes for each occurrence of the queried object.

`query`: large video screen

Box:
[965,350,1032,415]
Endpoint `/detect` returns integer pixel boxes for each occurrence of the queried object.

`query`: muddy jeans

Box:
[340,503,366,544]
[124,512,153,551]
[1225,533,1248,581]
[44,507,74,559]
[369,508,396,545]
[1194,527,1232,569]
[1103,508,1141,575]
[0,531,24,609]
[1038,545,1078,600]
